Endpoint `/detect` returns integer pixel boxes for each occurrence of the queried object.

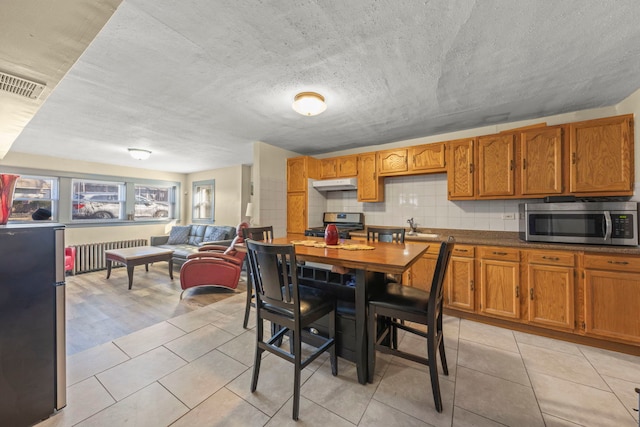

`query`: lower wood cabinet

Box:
[583,253,640,344]
[525,250,575,331]
[446,245,475,312]
[404,244,439,292]
[478,246,520,320]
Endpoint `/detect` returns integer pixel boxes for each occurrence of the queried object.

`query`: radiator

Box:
[71,239,148,274]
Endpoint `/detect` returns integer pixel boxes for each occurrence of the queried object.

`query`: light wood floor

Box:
[65,263,247,355]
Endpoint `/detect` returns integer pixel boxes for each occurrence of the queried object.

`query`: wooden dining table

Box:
[268,235,430,384]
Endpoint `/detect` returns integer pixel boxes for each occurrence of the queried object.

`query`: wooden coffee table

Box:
[105,246,174,289]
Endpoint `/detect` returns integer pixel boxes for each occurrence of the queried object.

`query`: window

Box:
[11,175,58,221]
[192,180,214,222]
[72,179,125,220]
[134,185,173,219]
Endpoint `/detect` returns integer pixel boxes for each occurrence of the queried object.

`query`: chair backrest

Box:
[245,239,300,316]
[242,226,274,242]
[367,227,405,243]
[428,237,455,321]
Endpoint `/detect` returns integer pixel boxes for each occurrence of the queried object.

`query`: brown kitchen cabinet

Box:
[478,246,521,320]
[377,148,408,176]
[582,253,640,344]
[447,138,476,200]
[569,114,634,195]
[286,192,307,234]
[520,126,564,195]
[320,155,359,179]
[409,142,446,173]
[476,133,516,198]
[357,152,384,202]
[287,156,320,234]
[404,244,440,292]
[446,244,475,312]
[525,249,575,331]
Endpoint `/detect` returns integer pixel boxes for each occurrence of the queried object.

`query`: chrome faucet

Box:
[407,218,418,234]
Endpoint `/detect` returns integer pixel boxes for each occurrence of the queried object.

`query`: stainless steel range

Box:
[304,212,365,239]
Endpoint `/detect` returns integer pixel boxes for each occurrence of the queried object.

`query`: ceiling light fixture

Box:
[128,148,152,160]
[292,92,327,116]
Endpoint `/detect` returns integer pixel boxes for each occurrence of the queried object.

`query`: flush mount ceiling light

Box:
[292,92,326,116]
[128,148,152,160]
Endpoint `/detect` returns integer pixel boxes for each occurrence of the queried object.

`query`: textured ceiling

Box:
[4,0,640,173]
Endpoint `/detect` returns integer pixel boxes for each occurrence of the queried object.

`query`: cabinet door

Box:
[447,256,475,312]
[408,252,438,293]
[479,259,520,320]
[286,192,307,234]
[527,264,574,330]
[377,149,408,176]
[569,115,633,193]
[584,269,640,344]
[447,138,475,199]
[357,153,384,202]
[287,157,307,192]
[521,127,563,195]
[477,133,515,197]
[320,158,337,179]
[410,143,446,173]
[337,155,358,177]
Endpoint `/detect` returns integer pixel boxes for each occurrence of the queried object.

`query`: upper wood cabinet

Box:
[477,133,515,198]
[447,138,475,200]
[377,148,408,176]
[409,142,446,173]
[287,156,320,192]
[569,114,634,195]
[357,152,384,202]
[320,155,359,179]
[520,126,564,195]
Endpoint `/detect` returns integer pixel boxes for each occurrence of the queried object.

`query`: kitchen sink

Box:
[407,232,440,238]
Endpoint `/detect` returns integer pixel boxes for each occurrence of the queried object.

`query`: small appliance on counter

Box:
[519,201,639,246]
[304,212,365,239]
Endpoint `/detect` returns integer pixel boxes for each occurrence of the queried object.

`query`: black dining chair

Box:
[242,226,274,328]
[366,226,406,244]
[245,239,337,420]
[367,236,454,412]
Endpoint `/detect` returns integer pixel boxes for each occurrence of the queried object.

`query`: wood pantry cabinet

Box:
[582,253,640,345]
[524,249,575,331]
[286,156,320,234]
[320,155,358,179]
[478,246,520,320]
[446,244,475,312]
[569,114,634,195]
[357,152,384,202]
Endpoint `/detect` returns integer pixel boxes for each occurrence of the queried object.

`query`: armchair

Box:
[65,247,76,275]
[179,244,245,298]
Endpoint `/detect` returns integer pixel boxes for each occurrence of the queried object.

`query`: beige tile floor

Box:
[38,293,640,427]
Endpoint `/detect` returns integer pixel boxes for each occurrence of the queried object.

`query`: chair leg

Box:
[243,274,253,329]
[251,317,263,392]
[438,334,449,376]
[293,329,302,421]
[427,337,443,412]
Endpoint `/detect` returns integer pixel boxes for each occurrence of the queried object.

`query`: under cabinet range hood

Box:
[312,178,358,192]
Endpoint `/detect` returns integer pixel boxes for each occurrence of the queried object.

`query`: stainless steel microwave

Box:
[519,202,639,246]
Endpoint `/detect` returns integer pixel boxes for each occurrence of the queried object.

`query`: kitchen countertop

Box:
[348,228,640,255]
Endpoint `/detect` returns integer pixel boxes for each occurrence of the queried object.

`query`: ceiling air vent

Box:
[0,70,46,100]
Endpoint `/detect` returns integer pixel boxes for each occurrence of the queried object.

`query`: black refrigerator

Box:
[0,223,66,427]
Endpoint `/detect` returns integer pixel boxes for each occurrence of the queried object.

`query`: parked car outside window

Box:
[72,193,169,219]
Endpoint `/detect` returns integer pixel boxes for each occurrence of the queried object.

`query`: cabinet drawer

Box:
[452,244,474,258]
[478,246,519,261]
[527,250,575,267]
[583,253,640,273]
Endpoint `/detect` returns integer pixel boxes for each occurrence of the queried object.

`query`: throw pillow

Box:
[167,225,191,244]
[204,226,228,242]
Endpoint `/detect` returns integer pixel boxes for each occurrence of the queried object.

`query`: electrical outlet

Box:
[502,213,515,220]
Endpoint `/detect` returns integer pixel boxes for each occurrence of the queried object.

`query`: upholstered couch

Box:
[150,224,236,267]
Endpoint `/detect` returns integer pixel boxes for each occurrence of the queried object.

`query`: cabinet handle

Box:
[493,251,508,256]
[470,280,474,291]
[607,260,629,265]
[515,286,519,298]
[470,163,474,174]
[530,288,534,300]
[542,256,560,261]
[522,158,527,170]
[457,249,469,253]
[572,152,576,164]
[510,159,514,171]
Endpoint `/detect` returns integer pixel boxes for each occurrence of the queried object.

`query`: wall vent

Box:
[0,70,46,99]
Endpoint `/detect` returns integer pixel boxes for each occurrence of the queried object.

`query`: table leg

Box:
[168,260,174,280]
[145,263,149,272]
[106,260,112,279]
[127,265,135,290]
[355,269,368,384]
